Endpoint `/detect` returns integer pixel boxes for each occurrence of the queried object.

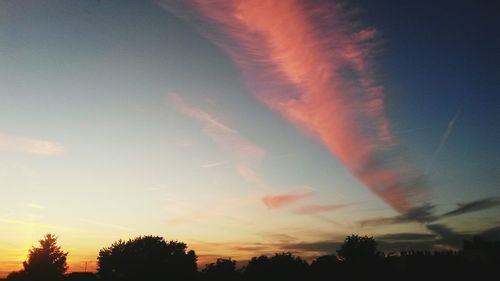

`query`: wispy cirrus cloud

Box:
[163,0,428,214]
[24,203,45,209]
[77,218,133,231]
[0,132,65,155]
[293,204,349,215]
[0,217,80,232]
[174,138,196,148]
[170,93,265,184]
[262,192,314,209]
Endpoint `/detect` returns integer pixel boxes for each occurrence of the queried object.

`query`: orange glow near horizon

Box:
[0,236,338,277]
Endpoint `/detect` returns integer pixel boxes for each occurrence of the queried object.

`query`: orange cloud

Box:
[0,132,64,155]
[262,192,313,209]
[166,0,428,214]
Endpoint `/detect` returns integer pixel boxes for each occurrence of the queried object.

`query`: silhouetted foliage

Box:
[5,233,500,281]
[97,235,197,281]
[336,235,383,279]
[381,236,500,280]
[201,258,240,281]
[462,235,500,263]
[5,271,27,281]
[7,234,68,281]
[387,250,463,280]
[243,253,308,281]
[309,254,340,280]
[337,234,380,263]
[65,272,100,281]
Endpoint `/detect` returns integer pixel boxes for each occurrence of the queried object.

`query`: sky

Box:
[1,0,499,276]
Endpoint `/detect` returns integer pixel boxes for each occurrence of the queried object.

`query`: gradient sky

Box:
[1,0,499,276]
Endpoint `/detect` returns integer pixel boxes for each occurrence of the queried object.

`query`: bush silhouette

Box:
[7,234,68,281]
[97,235,197,281]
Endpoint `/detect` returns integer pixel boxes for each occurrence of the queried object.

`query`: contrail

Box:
[426,109,461,174]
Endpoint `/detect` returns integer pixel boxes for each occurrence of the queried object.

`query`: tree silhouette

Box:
[5,233,500,281]
[244,253,308,281]
[7,234,68,281]
[337,235,380,263]
[97,235,198,281]
[336,235,382,279]
[310,254,341,280]
[202,258,240,281]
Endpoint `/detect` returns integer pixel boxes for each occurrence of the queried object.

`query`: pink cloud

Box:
[0,132,65,155]
[165,0,428,214]
[262,192,314,209]
[170,93,265,184]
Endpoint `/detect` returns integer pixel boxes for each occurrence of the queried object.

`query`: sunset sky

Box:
[1,0,499,276]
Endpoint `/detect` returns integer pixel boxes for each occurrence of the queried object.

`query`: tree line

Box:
[4,233,500,281]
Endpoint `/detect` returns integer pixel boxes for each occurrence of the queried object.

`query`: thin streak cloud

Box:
[200,160,229,169]
[170,93,265,185]
[0,217,80,232]
[293,204,349,215]
[78,219,133,231]
[426,109,461,174]
[0,132,65,155]
[23,203,45,210]
[377,233,436,241]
